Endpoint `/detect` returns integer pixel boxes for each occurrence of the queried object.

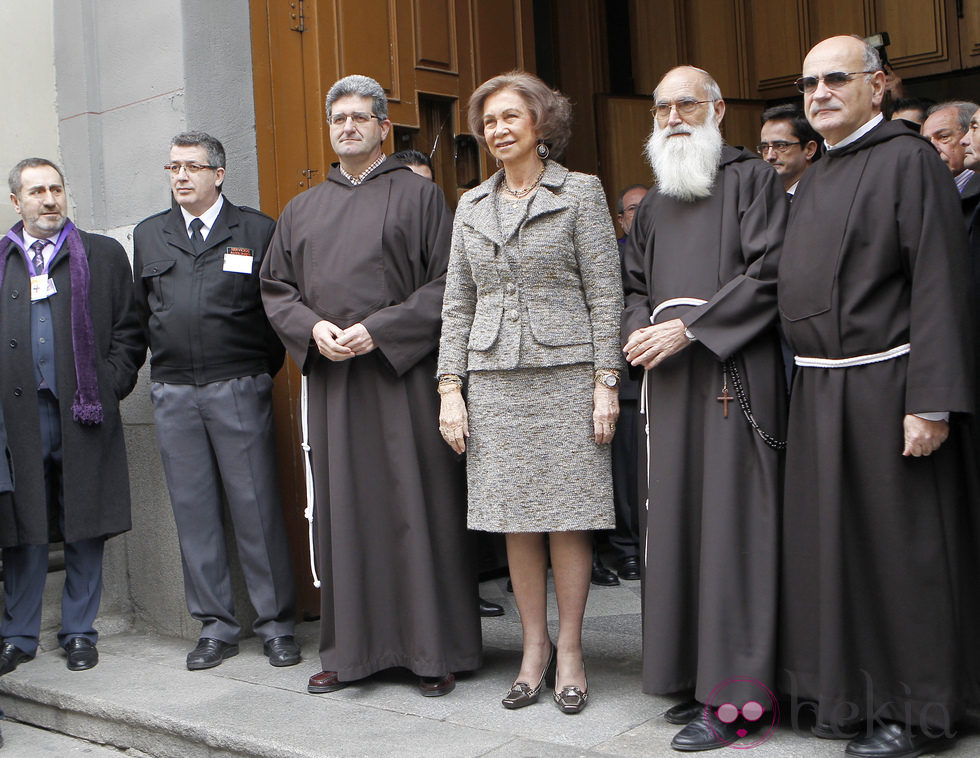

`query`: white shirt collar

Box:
[786,180,800,195]
[825,113,884,151]
[179,194,225,239]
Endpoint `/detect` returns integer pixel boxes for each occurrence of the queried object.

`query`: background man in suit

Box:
[0,158,143,675]
[758,104,820,197]
[133,132,298,671]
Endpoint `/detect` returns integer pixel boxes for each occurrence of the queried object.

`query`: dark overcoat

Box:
[0,227,144,546]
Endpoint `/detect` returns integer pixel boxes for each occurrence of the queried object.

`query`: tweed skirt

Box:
[465,364,615,532]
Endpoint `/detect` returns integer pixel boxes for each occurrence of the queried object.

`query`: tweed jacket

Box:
[438,161,623,375]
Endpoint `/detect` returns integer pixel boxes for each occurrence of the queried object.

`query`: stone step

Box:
[2,719,138,757]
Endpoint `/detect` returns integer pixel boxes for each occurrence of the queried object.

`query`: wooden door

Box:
[249,0,534,619]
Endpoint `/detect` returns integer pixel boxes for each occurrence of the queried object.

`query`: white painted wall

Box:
[0,1,62,230]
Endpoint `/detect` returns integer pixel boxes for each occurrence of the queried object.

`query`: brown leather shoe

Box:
[308,670,348,694]
[419,673,455,697]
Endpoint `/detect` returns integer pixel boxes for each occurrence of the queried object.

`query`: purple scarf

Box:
[1,220,103,425]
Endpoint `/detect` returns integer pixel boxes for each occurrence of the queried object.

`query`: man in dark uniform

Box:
[134,132,298,671]
[0,158,143,675]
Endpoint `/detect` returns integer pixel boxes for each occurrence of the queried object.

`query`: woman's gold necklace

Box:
[503,165,546,199]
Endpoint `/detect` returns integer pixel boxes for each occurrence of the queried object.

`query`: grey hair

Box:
[325,75,388,120]
[852,35,883,76]
[653,66,723,103]
[925,101,980,133]
[171,132,226,169]
[8,158,64,196]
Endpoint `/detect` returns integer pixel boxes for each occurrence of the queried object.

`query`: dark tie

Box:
[189,218,206,253]
[30,240,46,272]
[786,192,794,204]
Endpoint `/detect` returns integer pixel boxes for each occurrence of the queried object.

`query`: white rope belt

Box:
[794,343,910,368]
[639,297,706,567]
[300,374,321,588]
[651,297,708,323]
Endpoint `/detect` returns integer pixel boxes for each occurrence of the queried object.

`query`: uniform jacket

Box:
[0,228,144,546]
[133,200,284,384]
[438,160,623,375]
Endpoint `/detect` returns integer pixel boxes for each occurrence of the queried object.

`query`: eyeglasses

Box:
[794,71,876,94]
[756,141,802,155]
[164,163,219,175]
[651,99,714,121]
[328,112,381,127]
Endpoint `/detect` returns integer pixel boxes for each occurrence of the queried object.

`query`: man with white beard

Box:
[621,65,788,752]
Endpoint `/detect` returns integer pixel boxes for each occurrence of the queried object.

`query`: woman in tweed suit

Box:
[437,71,623,714]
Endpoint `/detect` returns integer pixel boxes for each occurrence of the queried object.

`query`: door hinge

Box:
[289,0,305,32]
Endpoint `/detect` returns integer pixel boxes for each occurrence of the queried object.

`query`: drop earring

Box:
[536,141,550,160]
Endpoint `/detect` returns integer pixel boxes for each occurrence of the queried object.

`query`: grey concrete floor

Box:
[0,575,977,757]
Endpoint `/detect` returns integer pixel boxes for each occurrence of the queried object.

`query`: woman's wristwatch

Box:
[594,368,621,388]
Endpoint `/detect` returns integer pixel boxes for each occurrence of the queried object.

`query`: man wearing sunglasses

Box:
[134,132,299,672]
[779,35,976,758]
[757,104,820,197]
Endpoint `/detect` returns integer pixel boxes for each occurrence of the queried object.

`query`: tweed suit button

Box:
[13,388,22,397]
[505,283,516,294]
[507,310,519,322]
[8,339,15,348]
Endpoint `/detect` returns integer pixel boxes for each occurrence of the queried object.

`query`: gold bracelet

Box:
[437,374,463,394]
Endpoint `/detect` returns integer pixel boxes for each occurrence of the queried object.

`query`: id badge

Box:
[30,274,56,301]
[223,247,254,274]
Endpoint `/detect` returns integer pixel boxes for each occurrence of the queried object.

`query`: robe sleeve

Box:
[682,162,787,361]
[573,176,625,371]
[437,213,476,377]
[260,201,322,374]
[900,147,974,414]
[360,182,453,377]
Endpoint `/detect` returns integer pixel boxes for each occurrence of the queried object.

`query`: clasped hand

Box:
[623,318,690,369]
[312,320,376,361]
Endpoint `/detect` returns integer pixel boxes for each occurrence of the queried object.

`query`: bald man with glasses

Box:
[778,36,978,757]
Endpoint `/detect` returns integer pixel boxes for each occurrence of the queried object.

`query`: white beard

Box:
[645,117,723,202]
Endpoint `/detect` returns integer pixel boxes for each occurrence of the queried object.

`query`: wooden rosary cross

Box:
[717,388,732,418]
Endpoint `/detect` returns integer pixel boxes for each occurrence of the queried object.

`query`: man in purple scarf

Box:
[0,158,143,675]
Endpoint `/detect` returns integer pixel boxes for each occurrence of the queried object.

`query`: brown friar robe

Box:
[260,160,482,680]
[778,118,980,730]
[622,145,788,707]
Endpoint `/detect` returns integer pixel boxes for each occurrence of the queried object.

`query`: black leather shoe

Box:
[419,673,455,697]
[0,642,32,676]
[186,638,239,670]
[813,719,862,739]
[65,637,98,671]
[263,635,301,667]
[844,722,956,758]
[664,699,703,725]
[617,556,641,581]
[479,597,504,617]
[591,560,620,586]
[671,708,754,751]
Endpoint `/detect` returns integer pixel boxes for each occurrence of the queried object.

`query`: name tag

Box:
[30,274,57,301]
[223,247,254,274]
